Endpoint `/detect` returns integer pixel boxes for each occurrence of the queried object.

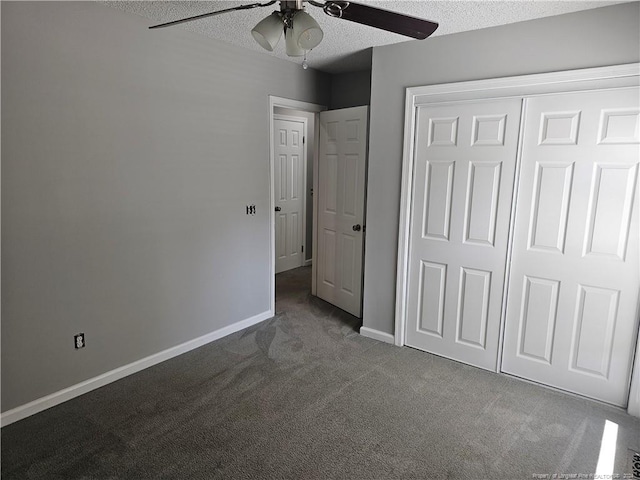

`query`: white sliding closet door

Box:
[501,87,640,406]
[405,98,523,370]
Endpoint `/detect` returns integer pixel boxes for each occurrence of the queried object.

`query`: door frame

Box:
[273,113,308,274]
[394,63,640,414]
[269,96,326,314]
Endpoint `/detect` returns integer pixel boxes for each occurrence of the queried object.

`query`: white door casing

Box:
[404,98,523,371]
[274,116,306,274]
[316,106,368,317]
[501,87,640,407]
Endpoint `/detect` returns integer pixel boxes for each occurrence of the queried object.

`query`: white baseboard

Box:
[627,335,640,418]
[304,259,312,267]
[360,326,395,344]
[1,310,273,428]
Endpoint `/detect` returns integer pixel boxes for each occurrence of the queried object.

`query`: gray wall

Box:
[362,2,640,335]
[330,69,372,109]
[274,107,316,263]
[1,1,330,411]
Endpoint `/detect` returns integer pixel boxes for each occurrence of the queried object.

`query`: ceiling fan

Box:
[149,1,438,64]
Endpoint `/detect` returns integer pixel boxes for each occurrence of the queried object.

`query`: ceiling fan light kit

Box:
[251,3,324,59]
[285,27,306,57]
[250,12,284,51]
[149,1,439,68]
[291,10,323,50]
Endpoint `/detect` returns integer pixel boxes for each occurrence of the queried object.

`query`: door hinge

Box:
[301,245,304,253]
[303,136,306,144]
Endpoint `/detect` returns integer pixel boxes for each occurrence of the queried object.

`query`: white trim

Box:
[273,113,308,274]
[304,259,313,267]
[311,112,322,296]
[269,96,326,311]
[394,63,640,414]
[407,63,640,105]
[629,328,640,418]
[394,84,419,347]
[360,326,395,345]
[1,310,273,427]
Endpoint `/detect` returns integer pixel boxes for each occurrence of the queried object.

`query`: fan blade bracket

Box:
[323,1,348,18]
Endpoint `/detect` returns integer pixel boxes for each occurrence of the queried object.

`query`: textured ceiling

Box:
[103,0,627,73]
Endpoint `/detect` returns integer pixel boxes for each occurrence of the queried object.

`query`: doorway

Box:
[269,98,369,320]
[269,96,326,315]
[273,113,308,274]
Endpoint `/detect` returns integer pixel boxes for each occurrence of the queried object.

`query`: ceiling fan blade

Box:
[149,1,277,30]
[319,1,438,40]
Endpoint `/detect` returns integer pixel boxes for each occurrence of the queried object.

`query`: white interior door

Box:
[274,116,306,274]
[316,106,368,317]
[501,87,640,406]
[405,98,523,370]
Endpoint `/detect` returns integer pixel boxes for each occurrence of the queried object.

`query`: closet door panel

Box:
[501,87,640,407]
[405,98,523,371]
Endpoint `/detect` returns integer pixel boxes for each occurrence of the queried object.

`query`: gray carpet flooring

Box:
[2,266,639,479]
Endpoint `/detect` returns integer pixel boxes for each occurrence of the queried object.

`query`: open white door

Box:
[316,106,368,317]
[274,116,306,274]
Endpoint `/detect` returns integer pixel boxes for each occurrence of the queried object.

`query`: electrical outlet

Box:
[74,333,85,349]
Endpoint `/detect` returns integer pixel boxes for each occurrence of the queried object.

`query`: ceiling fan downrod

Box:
[278,1,302,29]
[280,0,305,11]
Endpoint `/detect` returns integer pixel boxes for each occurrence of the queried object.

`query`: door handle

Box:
[352,224,361,231]
[275,206,281,212]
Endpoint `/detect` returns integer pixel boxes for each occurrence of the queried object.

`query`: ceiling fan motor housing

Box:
[280,0,304,12]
